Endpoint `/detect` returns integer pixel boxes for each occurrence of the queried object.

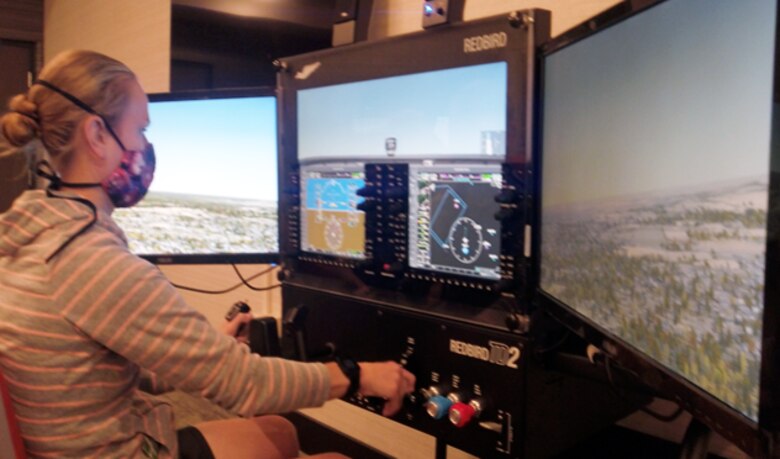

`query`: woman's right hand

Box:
[357,361,416,416]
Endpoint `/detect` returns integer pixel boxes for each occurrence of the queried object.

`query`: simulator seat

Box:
[0,369,26,459]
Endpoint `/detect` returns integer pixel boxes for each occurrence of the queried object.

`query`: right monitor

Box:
[538,0,778,453]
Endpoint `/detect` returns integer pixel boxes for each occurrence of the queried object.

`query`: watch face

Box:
[342,358,357,372]
[337,357,361,396]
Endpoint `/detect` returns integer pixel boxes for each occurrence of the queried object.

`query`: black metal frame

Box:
[532,1,780,457]
[138,88,280,265]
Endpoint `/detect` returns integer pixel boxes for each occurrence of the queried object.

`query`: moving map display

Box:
[300,163,366,259]
[540,0,775,420]
[113,96,278,258]
[409,164,502,280]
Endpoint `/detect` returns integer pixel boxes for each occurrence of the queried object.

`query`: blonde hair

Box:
[0,50,136,166]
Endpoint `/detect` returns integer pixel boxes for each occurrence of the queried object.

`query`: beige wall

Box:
[369,0,620,40]
[157,264,282,329]
[43,0,170,93]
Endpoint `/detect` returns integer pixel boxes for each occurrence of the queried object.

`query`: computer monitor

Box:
[408,163,502,280]
[292,60,508,265]
[537,0,779,455]
[112,90,279,264]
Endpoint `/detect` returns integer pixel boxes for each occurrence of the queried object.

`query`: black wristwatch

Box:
[335,356,361,398]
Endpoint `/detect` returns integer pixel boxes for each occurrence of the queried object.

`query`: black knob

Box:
[356,187,376,198]
[494,208,516,222]
[357,200,377,212]
[495,190,519,204]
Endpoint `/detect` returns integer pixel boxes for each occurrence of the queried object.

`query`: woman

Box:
[0,49,415,459]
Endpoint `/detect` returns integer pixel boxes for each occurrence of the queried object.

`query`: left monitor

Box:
[113,90,279,264]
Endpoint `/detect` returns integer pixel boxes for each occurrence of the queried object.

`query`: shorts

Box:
[177,426,215,459]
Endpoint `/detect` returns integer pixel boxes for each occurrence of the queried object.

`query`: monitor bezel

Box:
[137,87,280,265]
[532,1,780,456]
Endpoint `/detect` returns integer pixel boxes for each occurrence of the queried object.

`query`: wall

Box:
[0,0,42,41]
[369,0,621,40]
[157,264,282,330]
[43,0,171,93]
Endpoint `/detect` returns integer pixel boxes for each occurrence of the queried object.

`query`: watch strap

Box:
[335,356,361,398]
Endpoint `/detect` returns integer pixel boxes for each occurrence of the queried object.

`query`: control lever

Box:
[283,305,335,362]
[283,305,309,361]
[248,317,282,357]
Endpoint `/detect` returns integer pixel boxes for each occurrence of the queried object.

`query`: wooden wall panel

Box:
[0,0,42,41]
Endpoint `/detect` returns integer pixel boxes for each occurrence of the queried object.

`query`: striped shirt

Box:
[0,190,330,458]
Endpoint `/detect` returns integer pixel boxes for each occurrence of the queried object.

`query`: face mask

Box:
[34,79,155,208]
[102,143,156,208]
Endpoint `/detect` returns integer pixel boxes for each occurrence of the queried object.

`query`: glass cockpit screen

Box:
[409,164,502,280]
[300,163,366,259]
[540,0,776,421]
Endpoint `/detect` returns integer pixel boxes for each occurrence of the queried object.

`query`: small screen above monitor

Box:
[112,92,278,263]
[300,162,366,259]
[297,62,507,163]
[408,163,502,280]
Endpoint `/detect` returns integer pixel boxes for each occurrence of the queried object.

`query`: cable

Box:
[603,355,685,423]
[232,264,282,292]
[534,329,570,354]
[170,265,277,294]
[639,403,685,423]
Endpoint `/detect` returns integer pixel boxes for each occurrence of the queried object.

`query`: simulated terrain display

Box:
[113,96,278,256]
[298,62,507,162]
[540,0,775,420]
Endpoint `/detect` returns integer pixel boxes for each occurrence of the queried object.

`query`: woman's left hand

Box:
[222,305,252,345]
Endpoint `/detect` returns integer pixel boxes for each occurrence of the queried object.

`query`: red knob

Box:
[448,402,476,428]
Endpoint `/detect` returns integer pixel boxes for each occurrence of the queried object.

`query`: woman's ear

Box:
[81,115,112,161]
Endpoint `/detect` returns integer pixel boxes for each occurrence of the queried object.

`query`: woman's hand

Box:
[221,303,252,345]
[358,361,416,416]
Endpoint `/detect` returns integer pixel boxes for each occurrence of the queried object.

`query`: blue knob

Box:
[425,395,453,420]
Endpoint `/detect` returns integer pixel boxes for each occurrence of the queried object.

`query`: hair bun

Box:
[2,94,40,147]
